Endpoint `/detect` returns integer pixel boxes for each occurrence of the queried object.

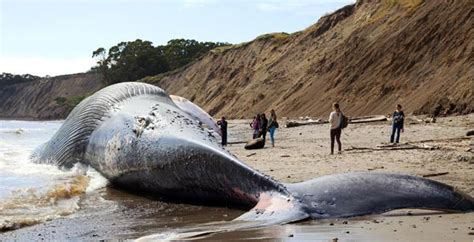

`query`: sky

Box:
[0,0,354,76]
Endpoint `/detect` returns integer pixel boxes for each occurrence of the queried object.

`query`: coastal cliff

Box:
[0,73,103,119]
[143,0,474,118]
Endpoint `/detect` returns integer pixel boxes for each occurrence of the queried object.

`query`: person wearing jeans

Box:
[329,103,342,155]
[267,109,278,147]
[390,104,405,143]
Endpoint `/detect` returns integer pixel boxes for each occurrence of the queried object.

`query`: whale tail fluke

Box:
[286,172,474,219]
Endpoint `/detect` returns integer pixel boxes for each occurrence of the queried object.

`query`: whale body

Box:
[33,82,474,227]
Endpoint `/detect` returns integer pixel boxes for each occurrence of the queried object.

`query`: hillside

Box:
[0,73,103,119]
[143,0,474,118]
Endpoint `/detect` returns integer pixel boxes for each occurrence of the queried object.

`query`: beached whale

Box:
[32,82,474,228]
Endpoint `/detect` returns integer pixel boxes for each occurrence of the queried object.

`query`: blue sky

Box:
[0,0,354,76]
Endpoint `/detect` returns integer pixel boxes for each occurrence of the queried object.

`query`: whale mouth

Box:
[106,134,284,209]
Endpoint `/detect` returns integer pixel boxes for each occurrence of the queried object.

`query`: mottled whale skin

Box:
[33,82,474,225]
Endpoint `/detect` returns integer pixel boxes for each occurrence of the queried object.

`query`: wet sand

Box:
[1,114,473,241]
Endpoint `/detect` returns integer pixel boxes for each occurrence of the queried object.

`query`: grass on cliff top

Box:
[255,32,290,41]
[367,0,424,24]
[210,32,290,54]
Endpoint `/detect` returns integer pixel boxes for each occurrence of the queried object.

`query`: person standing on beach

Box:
[267,109,278,147]
[329,103,342,155]
[259,113,268,141]
[390,104,405,143]
[250,114,261,139]
[217,116,228,146]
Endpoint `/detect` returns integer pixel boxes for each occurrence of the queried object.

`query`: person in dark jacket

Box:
[259,113,268,142]
[390,104,405,143]
[217,116,228,146]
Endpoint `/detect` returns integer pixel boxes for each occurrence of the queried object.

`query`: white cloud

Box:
[0,56,96,76]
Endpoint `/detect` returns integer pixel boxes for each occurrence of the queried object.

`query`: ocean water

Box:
[0,120,109,231]
[0,119,243,240]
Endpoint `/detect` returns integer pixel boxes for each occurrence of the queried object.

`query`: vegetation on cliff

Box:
[92,39,230,84]
[0,73,41,87]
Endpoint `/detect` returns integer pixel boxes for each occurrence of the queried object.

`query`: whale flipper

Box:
[170,95,222,137]
[286,172,474,219]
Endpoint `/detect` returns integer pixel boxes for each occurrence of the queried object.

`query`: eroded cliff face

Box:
[0,73,103,120]
[144,0,473,118]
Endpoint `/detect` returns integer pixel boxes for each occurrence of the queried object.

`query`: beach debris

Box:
[285,115,388,128]
[281,155,290,157]
[368,166,384,171]
[246,153,257,157]
[466,130,474,136]
[349,115,387,124]
[285,119,326,128]
[422,172,449,178]
[346,143,439,152]
[406,116,436,124]
[415,137,471,143]
[332,238,338,242]
[227,141,247,145]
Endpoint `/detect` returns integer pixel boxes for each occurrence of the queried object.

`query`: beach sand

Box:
[1,114,473,241]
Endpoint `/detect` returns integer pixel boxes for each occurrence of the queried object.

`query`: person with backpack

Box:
[329,102,347,155]
[267,109,279,147]
[390,104,405,143]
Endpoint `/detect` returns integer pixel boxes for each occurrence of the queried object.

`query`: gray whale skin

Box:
[33,82,474,226]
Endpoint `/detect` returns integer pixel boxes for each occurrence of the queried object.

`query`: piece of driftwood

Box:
[466,130,474,136]
[346,143,439,152]
[285,115,387,128]
[422,172,449,178]
[367,166,385,171]
[246,153,257,157]
[285,120,326,128]
[349,115,388,123]
[227,141,247,145]
[413,137,471,143]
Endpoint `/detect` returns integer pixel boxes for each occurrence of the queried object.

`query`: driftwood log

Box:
[346,143,439,152]
[285,115,388,128]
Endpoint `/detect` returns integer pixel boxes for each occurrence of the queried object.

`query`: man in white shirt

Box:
[329,103,342,155]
